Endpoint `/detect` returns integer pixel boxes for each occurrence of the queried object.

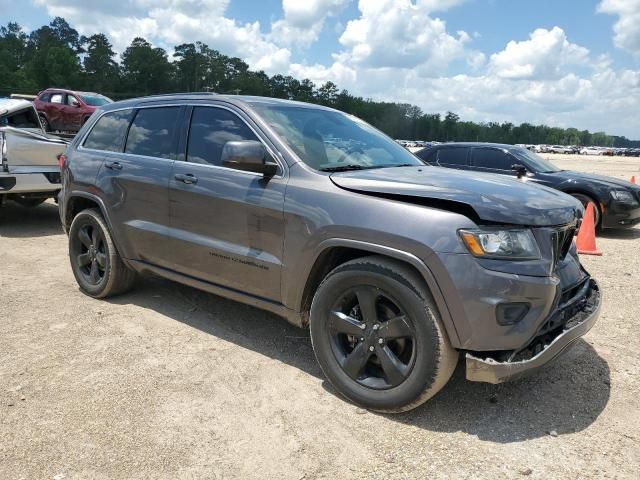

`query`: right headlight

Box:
[459,228,541,260]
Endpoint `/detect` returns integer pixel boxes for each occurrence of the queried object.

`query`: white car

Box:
[0,98,68,208]
[580,147,603,156]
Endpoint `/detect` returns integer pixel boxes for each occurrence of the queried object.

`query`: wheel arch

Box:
[65,192,130,265]
[297,239,461,347]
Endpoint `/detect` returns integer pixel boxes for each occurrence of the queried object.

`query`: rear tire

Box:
[309,256,458,413]
[68,208,136,298]
[39,114,50,132]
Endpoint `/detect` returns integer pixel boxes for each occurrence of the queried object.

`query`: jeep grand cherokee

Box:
[58,94,601,412]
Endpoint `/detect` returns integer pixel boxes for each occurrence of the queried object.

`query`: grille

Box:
[551,225,576,265]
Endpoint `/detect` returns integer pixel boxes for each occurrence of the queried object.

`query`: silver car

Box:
[0,98,67,208]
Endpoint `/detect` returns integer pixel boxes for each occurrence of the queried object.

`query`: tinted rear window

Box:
[83,109,134,152]
[472,148,513,170]
[416,148,437,163]
[437,147,468,166]
[125,107,180,159]
[187,107,259,166]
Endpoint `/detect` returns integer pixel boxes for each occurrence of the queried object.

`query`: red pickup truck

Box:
[34,88,112,133]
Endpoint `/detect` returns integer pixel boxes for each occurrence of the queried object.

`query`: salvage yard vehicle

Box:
[416,142,640,229]
[59,94,601,412]
[0,98,67,208]
[34,88,112,133]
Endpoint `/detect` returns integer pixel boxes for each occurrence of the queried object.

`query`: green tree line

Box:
[1,18,637,147]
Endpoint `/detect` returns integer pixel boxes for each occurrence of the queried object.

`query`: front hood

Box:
[330,166,582,226]
[553,170,640,191]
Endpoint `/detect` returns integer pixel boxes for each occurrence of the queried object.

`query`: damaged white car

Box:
[0,98,68,208]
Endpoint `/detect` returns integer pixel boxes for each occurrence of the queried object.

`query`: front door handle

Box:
[175,173,198,185]
[104,161,122,170]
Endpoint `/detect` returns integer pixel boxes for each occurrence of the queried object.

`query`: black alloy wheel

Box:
[329,285,416,390]
[72,222,108,286]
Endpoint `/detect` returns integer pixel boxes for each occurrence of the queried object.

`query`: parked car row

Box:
[519,144,640,157]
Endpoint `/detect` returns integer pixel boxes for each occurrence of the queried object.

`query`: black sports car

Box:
[415,142,640,229]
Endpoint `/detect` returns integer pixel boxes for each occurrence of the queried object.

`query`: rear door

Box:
[91,106,181,267]
[167,104,286,302]
[470,147,518,176]
[65,94,84,131]
[434,146,470,170]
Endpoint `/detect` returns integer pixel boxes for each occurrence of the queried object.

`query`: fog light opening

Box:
[496,302,530,326]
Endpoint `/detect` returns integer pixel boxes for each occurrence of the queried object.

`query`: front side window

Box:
[437,147,468,166]
[83,109,134,152]
[472,148,513,171]
[50,94,64,104]
[67,95,80,107]
[125,107,180,159]
[187,107,259,166]
[249,103,422,171]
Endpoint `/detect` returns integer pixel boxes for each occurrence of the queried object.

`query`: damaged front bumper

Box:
[465,278,601,384]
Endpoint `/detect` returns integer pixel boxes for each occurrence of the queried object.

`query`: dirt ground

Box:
[1,154,639,479]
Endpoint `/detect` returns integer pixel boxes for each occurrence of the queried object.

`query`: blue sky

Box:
[2,0,639,138]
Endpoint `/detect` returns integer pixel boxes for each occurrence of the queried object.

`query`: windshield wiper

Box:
[319,164,369,172]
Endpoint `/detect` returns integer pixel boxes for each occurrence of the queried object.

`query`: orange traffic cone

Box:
[576,203,602,256]
[631,175,637,184]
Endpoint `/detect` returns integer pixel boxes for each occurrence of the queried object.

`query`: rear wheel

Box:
[39,114,50,132]
[309,256,458,413]
[68,208,136,298]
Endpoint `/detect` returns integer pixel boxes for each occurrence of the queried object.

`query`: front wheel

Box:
[571,193,601,229]
[309,256,458,413]
[68,208,136,298]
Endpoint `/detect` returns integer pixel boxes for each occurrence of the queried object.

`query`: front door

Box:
[167,105,286,302]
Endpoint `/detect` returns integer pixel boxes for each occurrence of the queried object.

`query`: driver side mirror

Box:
[511,163,527,179]
[221,140,278,177]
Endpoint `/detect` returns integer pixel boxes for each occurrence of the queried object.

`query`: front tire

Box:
[570,193,601,229]
[309,256,457,413]
[68,208,136,298]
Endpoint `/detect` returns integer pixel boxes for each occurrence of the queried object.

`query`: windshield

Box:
[510,147,562,173]
[250,103,423,171]
[80,94,113,107]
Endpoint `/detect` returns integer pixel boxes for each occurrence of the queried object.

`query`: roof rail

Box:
[138,91,218,100]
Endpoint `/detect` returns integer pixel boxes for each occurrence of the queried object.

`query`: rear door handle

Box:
[104,161,122,170]
[175,173,198,184]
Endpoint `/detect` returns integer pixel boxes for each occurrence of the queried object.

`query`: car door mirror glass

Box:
[221,140,277,177]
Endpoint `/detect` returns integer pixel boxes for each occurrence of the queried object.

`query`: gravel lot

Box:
[1,154,639,479]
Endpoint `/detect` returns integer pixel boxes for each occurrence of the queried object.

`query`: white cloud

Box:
[336,0,469,72]
[598,0,640,57]
[270,0,349,47]
[489,27,589,80]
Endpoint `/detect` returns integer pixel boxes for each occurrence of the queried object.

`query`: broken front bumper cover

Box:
[466,278,601,384]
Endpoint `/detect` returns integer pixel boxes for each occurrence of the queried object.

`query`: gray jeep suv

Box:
[59,94,601,412]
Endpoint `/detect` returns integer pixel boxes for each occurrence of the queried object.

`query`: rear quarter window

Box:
[83,109,134,152]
